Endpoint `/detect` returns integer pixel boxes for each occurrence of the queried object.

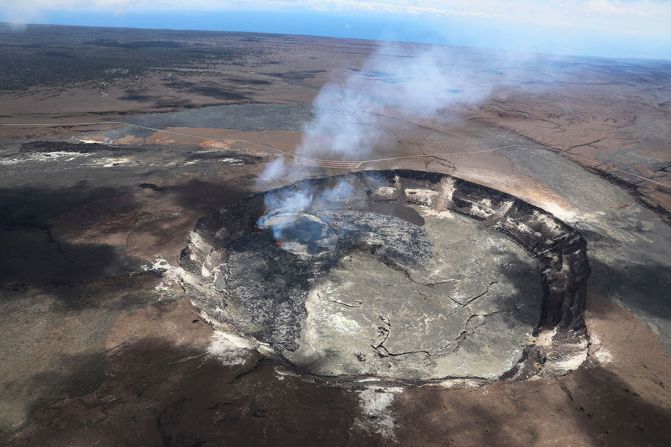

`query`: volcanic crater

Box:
[180,170,591,384]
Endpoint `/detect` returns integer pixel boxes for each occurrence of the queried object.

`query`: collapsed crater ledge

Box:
[179,169,591,386]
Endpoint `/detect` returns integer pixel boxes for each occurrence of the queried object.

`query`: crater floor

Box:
[181,170,588,383]
[285,209,542,380]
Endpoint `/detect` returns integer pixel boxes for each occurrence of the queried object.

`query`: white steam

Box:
[256,42,522,243]
[260,42,495,183]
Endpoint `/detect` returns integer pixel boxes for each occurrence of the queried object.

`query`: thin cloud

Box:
[2,1,669,43]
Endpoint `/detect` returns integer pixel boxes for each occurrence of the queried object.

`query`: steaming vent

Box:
[257,212,338,256]
[180,170,590,385]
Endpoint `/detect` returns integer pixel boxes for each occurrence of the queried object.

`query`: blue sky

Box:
[2,1,671,60]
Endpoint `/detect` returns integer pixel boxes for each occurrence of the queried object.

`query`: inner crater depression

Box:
[180,170,589,383]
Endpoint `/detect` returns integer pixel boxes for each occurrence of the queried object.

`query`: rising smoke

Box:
[257,42,516,239]
[259,42,496,184]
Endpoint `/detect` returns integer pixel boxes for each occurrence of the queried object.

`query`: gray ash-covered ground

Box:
[181,170,590,383]
[223,208,432,352]
[0,139,261,171]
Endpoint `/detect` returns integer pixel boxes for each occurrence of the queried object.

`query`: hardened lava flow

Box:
[179,170,590,386]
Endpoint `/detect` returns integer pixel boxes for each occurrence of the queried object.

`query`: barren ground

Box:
[1,24,670,446]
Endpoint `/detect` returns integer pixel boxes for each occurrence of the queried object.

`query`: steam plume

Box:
[256,42,523,242]
[260,42,496,183]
